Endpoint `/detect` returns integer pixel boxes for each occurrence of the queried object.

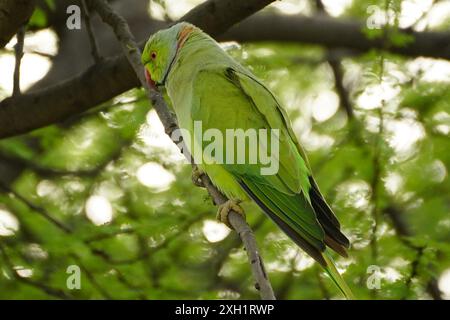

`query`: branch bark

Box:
[222,13,450,60]
[0,243,73,299]
[0,0,35,48]
[89,0,276,300]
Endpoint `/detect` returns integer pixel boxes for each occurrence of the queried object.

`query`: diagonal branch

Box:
[313,0,354,119]
[0,180,72,233]
[89,0,276,300]
[0,243,74,299]
[81,0,102,63]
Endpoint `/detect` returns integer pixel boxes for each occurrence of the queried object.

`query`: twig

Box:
[0,181,72,233]
[409,0,440,31]
[0,133,132,178]
[368,100,384,298]
[0,182,129,299]
[90,0,276,300]
[73,255,113,299]
[314,0,354,119]
[327,52,354,119]
[12,26,25,96]
[0,243,73,299]
[81,0,102,63]
[384,205,443,300]
[1,47,55,58]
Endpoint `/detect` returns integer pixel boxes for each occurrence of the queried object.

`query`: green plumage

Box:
[142,22,353,298]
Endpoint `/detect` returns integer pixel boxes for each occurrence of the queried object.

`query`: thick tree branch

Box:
[0,0,273,139]
[0,181,72,232]
[0,0,35,48]
[2,11,450,138]
[327,52,354,119]
[89,0,276,300]
[223,14,450,60]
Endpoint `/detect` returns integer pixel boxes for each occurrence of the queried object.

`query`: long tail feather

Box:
[322,251,355,300]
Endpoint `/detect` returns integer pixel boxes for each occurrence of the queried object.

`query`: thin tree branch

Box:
[327,54,354,119]
[73,255,112,299]
[81,0,102,63]
[0,181,142,299]
[313,0,354,119]
[370,106,384,266]
[12,26,25,96]
[0,181,72,233]
[409,0,440,30]
[0,133,131,178]
[97,212,209,265]
[0,243,73,299]
[89,0,276,300]
[0,47,55,58]
[199,174,276,299]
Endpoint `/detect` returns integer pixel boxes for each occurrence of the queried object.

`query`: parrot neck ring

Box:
[159,46,178,86]
[159,25,194,87]
[144,25,194,87]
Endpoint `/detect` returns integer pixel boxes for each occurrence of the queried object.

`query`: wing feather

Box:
[191,66,349,258]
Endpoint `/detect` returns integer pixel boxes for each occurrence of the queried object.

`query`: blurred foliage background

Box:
[0,0,449,299]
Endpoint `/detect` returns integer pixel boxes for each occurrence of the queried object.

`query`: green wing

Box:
[192,66,349,265]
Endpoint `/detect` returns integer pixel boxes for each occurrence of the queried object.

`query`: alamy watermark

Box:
[66,5,81,30]
[172,121,280,176]
[66,265,81,290]
[366,265,382,290]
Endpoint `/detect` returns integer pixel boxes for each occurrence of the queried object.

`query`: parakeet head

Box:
[141,22,195,88]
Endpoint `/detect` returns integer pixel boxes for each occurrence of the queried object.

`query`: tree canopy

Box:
[0,0,449,300]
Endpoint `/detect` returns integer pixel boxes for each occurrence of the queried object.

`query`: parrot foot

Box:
[191,166,205,187]
[216,199,246,229]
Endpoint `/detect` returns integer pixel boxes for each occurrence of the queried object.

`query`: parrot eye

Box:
[151,51,157,60]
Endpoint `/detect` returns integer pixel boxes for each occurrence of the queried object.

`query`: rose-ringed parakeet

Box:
[142,22,353,299]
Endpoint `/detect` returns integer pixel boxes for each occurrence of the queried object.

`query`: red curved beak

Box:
[144,67,156,89]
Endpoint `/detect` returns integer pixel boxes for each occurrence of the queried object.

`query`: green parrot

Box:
[142,22,353,299]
